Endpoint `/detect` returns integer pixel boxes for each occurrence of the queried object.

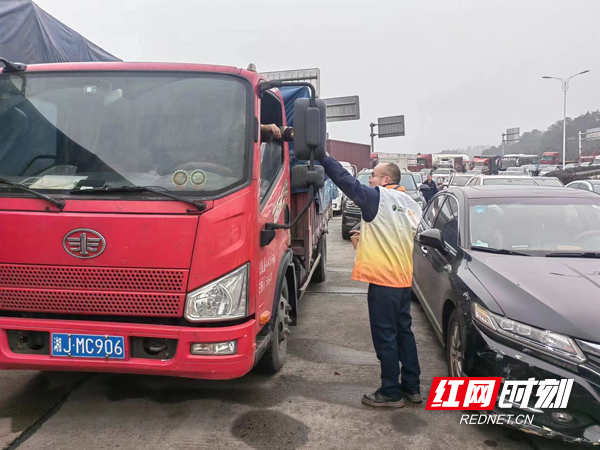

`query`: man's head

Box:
[427,174,432,182]
[369,163,401,187]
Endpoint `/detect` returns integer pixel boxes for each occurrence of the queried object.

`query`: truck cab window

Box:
[260,92,284,200]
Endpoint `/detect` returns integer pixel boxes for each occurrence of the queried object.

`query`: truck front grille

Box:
[0,265,187,317]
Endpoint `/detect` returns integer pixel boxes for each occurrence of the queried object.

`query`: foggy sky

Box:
[35,0,600,154]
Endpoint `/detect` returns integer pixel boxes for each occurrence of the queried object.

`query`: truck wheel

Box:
[256,282,290,374]
[341,221,351,240]
[312,233,327,283]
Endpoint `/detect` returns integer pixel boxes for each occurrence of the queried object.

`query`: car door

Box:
[413,194,446,338]
[424,195,461,328]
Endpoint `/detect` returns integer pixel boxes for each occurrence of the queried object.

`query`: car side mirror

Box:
[293,98,327,161]
[419,184,430,191]
[418,228,446,253]
[291,164,325,190]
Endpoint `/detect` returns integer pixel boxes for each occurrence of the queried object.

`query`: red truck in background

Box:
[0,60,330,379]
[409,154,433,172]
[540,152,560,166]
[471,156,501,175]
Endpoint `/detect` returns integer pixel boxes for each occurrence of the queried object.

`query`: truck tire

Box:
[341,226,351,240]
[255,282,290,374]
[312,233,327,283]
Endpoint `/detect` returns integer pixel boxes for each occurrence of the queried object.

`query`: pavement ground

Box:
[0,217,584,450]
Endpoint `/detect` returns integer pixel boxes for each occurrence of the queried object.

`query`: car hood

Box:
[467,252,600,342]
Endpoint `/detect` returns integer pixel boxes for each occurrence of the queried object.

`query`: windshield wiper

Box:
[70,185,206,212]
[470,246,531,256]
[545,252,600,259]
[0,177,65,211]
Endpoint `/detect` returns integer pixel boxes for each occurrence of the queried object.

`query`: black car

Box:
[412,185,600,443]
[341,170,427,239]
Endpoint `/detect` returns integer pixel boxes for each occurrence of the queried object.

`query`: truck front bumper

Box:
[0,317,257,380]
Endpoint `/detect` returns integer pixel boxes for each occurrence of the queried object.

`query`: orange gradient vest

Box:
[351,185,422,288]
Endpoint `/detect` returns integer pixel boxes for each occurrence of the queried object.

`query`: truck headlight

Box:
[185,264,249,321]
[472,304,586,364]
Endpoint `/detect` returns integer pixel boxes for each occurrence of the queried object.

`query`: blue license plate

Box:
[51,333,126,360]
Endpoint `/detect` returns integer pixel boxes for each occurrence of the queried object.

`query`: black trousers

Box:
[367,283,421,398]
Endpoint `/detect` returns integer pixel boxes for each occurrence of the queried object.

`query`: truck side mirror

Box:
[291,164,325,190]
[293,98,327,161]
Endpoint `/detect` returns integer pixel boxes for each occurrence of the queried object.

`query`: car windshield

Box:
[451,176,471,186]
[0,72,249,196]
[482,178,537,186]
[535,178,563,187]
[436,169,451,174]
[470,198,600,255]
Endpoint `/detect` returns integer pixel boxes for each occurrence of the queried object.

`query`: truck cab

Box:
[0,61,329,379]
[540,152,560,166]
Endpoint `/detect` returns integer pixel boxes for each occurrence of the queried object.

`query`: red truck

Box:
[0,60,329,379]
[540,152,560,166]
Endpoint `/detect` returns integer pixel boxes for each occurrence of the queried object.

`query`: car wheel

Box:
[446,309,467,377]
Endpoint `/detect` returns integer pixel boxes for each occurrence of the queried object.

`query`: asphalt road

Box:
[0,217,585,450]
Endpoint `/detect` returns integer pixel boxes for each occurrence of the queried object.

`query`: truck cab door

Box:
[257,140,289,315]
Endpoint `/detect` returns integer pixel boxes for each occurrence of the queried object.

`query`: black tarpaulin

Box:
[0,0,120,64]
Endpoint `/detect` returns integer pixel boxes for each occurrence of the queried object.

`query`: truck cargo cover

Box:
[0,0,120,64]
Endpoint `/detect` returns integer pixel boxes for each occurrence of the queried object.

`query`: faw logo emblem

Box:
[63,229,106,259]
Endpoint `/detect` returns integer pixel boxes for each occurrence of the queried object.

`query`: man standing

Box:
[320,156,423,408]
[422,174,438,204]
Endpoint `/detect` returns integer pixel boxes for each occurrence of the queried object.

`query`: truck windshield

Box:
[0,72,250,196]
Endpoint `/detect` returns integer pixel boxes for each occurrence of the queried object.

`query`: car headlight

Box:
[185,264,248,321]
[472,304,586,364]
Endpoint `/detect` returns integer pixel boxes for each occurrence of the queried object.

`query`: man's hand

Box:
[350,230,360,249]
[260,124,281,140]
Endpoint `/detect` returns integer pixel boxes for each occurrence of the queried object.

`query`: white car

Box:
[565,179,600,194]
[539,165,561,176]
[504,166,529,175]
[332,161,356,213]
[465,175,540,186]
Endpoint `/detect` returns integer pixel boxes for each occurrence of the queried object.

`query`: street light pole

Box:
[542,70,590,170]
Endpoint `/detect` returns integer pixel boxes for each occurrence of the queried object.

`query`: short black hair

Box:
[383,163,401,184]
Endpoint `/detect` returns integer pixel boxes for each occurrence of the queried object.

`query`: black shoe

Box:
[362,390,405,408]
[399,384,422,403]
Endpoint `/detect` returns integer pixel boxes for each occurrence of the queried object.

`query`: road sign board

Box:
[378,115,405,138]
[323,96,360,122]
[585,127,600,140]
[262,68,321,97]
[506,127,520,143]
